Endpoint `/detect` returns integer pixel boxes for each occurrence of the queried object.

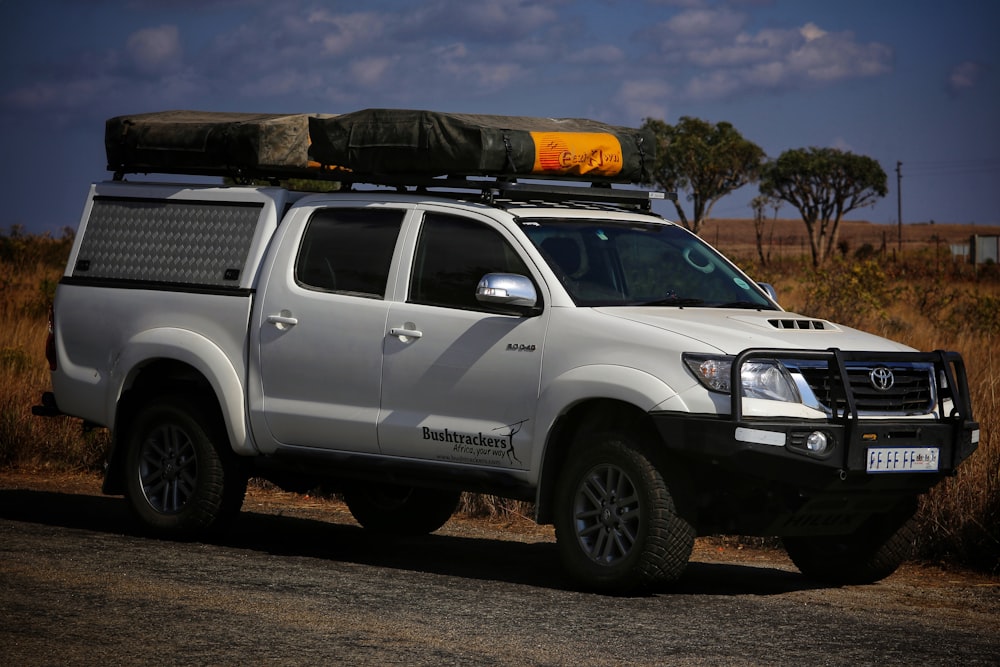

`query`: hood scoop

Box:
[768,318,829,330]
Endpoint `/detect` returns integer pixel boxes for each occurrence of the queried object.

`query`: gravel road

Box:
[1,472,997,666]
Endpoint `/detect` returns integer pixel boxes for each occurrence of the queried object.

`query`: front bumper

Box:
[651,348,980,536]
[652,411,979,491]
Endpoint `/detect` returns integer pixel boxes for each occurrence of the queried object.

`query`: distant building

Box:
[953,235,999,264]
[971,235,999,264]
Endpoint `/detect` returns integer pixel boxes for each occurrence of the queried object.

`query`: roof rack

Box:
[111,167,674,212]
[350,175,674,212]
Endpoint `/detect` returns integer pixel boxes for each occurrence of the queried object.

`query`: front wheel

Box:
[554,433,695,593]
[123,394,246,539]
[784,513,917,585]
[344,485,460,536]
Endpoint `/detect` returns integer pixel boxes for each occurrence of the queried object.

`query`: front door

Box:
[378,211,547,470]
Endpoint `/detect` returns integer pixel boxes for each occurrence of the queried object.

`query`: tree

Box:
[750,194,781,267]
[759,147,888,267]
[642,117,765,235]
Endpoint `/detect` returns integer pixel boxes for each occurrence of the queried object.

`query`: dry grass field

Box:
[701,217,991,260]
[0,231,111,474]
[2,219,997,573]
[712,218,999,573]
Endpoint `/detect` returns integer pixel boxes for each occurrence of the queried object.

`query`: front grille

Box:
[797,364,935,415]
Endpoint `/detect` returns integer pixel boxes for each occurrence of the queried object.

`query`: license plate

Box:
[866,447,939,473]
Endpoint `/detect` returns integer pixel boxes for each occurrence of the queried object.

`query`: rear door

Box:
[252,204,407,453]
[378,209,548,471]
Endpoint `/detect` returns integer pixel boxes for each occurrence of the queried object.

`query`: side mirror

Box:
[758,282,778,303]
[476,273,538,311]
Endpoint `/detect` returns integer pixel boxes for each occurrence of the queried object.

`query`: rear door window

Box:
[295,208,404,298]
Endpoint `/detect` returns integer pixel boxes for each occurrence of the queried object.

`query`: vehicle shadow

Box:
[0,487,820,597]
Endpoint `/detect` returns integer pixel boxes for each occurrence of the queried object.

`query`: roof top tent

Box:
[104,108,668,210]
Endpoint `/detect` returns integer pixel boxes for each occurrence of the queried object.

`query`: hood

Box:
[595,307,915,354]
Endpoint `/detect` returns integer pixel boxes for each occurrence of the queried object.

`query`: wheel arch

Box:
[109,328,250,450]
[103,330,251,494]
[535,398,665,525]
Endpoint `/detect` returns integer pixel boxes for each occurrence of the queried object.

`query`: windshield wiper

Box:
[639,296,706,307]
[714,301,772,310]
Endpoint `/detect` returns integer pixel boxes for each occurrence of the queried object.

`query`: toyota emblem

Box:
[869,367,895,391]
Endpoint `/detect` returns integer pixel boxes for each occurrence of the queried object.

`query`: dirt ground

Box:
[2,467,997,589]
[3,468,999,665]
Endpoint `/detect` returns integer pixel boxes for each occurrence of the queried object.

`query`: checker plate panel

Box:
[74,198,263,286]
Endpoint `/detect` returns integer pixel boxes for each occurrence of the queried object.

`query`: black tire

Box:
[123,394,247,539]
[784,514,917,585]
[344,485,460,536]
[553,433,695,593]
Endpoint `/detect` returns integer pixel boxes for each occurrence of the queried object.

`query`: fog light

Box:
[806,431,830,454]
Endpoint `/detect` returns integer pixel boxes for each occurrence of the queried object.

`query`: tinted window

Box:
[296,208,403,298]
[410,212,532,310]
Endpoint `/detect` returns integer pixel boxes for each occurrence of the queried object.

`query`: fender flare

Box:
[529,364,682,485]
[109,327,254,455]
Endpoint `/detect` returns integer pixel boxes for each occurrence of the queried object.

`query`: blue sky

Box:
[1,0,997,235]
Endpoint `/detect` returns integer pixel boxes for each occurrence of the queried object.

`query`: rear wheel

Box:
[784,513,917,585]
[123,394,246,538]
[344,484,460,536]
[554,433,694,593]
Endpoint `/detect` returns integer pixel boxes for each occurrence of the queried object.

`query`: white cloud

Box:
[744,61,787,87]
[239,69,323,98]
[193,2,549,101]
[433,42,469,61]
[565,44,626,66]
[4,79,111,110]
[430,41,527,90]
[441,59,526,89]
[788,29,892,82]
[664,7,747,39]
[948,61,986,95]
[617,79,673,122]
[126,25,183,75]
[349,56,396,89]
[309,11,386,56]
[684,70,741,100]
[153,71,204,103]
[0,2,896,125]
[799,22,827,42]
[400,0,561,41]
[831,137,856,153]
[659,18,893,101]
[647,0,708,8]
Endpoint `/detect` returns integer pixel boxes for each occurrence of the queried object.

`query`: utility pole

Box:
[896,161,903,253]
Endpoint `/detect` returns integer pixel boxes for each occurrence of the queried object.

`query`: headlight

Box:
[684,354,801,403]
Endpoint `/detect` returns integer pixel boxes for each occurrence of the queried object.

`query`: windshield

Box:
[520,218,775,308]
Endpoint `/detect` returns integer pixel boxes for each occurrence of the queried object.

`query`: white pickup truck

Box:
[36,110,979,592]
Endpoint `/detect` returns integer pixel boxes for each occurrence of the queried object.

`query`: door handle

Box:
[389,326,422,339]
[267,313,299,329]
